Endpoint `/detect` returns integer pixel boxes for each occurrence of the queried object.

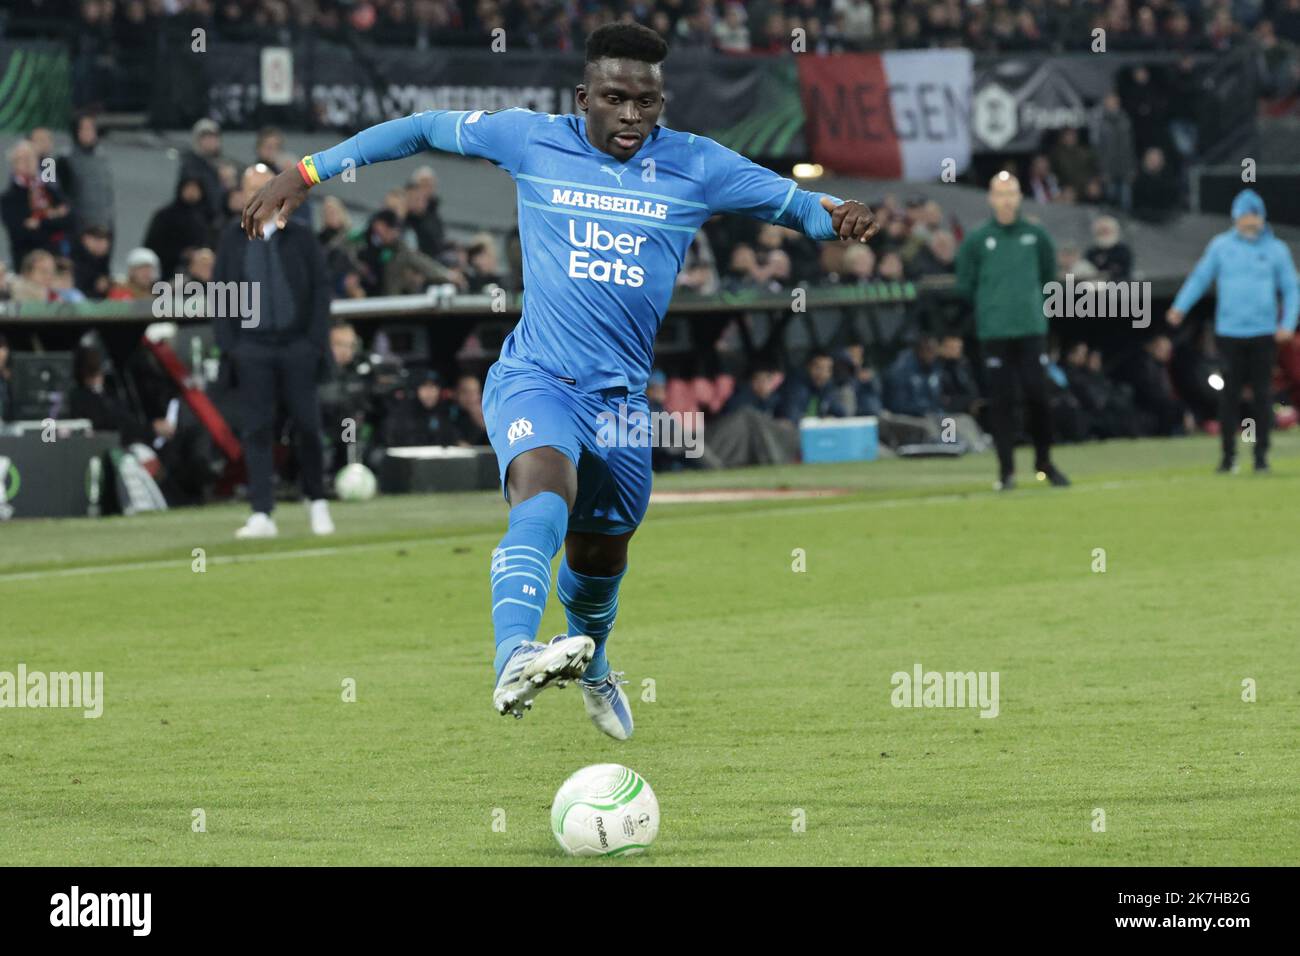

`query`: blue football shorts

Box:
[482,359,653,536]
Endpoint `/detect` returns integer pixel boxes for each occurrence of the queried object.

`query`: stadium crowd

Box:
[3,114,1157,302]
[3,1,1299,503]
[4,136,1297,504]
[0,101,1168,304]
[9,0,1300,57]
[5,0,1290,225]
[3,102,1299,504]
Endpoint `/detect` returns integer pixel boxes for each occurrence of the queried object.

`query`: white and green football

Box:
[551,764,659,857]
[334,463,378,501]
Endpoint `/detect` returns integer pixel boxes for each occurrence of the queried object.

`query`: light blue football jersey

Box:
[311,107,843,392]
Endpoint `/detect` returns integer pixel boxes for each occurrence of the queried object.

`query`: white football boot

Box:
[235,512,278,539]
[579,669,633,740]
[492,634,595,720]
[308,498,335,535]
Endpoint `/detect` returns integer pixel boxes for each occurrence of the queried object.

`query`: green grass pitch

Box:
[2,434,1297,865]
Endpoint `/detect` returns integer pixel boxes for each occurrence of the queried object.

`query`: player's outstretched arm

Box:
[242,109,536,239]
[698,136,877,243]
[242,113,440,239]
[817,195,880,243]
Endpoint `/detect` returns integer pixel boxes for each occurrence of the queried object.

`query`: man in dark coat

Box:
[213,165,334,539]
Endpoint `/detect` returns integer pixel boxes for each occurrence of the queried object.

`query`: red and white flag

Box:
[798,50,973,181]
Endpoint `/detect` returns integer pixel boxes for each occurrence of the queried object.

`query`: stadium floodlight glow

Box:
[1208,373,1224,391]
[792,163,824,179]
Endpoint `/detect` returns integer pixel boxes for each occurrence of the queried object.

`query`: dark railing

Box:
[0,274,1193,383]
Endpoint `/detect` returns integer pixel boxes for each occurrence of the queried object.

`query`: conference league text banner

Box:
[168,37,1247,168]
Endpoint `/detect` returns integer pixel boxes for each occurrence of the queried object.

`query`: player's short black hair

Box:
[585,23,668,69]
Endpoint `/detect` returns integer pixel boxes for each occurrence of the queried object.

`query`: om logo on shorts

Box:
[507,417,534,445]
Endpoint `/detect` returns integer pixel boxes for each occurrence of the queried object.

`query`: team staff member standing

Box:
[956,172,1070,490]
[214,164,335,539]
[1167,189,1298,473]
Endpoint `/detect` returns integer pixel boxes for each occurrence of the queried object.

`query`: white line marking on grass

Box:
[0,477,1164,584]
[651,488,851,504]
[651,477,1135,524]
[0,539,448,584]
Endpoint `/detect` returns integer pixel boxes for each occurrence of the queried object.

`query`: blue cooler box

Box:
[799,416,879,463]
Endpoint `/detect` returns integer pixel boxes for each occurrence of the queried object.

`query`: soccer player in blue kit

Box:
[243,23,879,740]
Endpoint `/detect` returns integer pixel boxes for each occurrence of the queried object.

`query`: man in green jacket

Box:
[955,172,1070,490]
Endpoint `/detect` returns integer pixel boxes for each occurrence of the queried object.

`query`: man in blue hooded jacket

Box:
[1168,189,1298,472]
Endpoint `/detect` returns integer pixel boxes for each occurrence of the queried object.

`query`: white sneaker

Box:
[492,634,595,720]
[235,512,278,539]
[580,670,633,740]
[308,499,335,535]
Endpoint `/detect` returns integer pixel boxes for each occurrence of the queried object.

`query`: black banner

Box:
[152,38,1254,163]
[970,50,1253,155]
[190,40,797,157]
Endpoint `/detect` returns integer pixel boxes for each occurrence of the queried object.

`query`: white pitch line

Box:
[0,475,1168,585]
[0,538,456,584]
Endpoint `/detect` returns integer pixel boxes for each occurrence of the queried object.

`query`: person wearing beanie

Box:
[1168,188,1299,473]
[107,247,161,301]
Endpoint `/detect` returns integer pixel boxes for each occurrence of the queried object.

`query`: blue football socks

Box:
[556,558,625,682]
[490,491,569,676]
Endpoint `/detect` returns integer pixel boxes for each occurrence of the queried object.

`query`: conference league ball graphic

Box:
[551,764,659,857]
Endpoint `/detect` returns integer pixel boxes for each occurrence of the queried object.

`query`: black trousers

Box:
[1217,334,1276,462]
[234,338,325,514]
[981,334,1053,477]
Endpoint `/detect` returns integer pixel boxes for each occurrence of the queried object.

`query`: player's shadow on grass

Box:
[479,843,715,863]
